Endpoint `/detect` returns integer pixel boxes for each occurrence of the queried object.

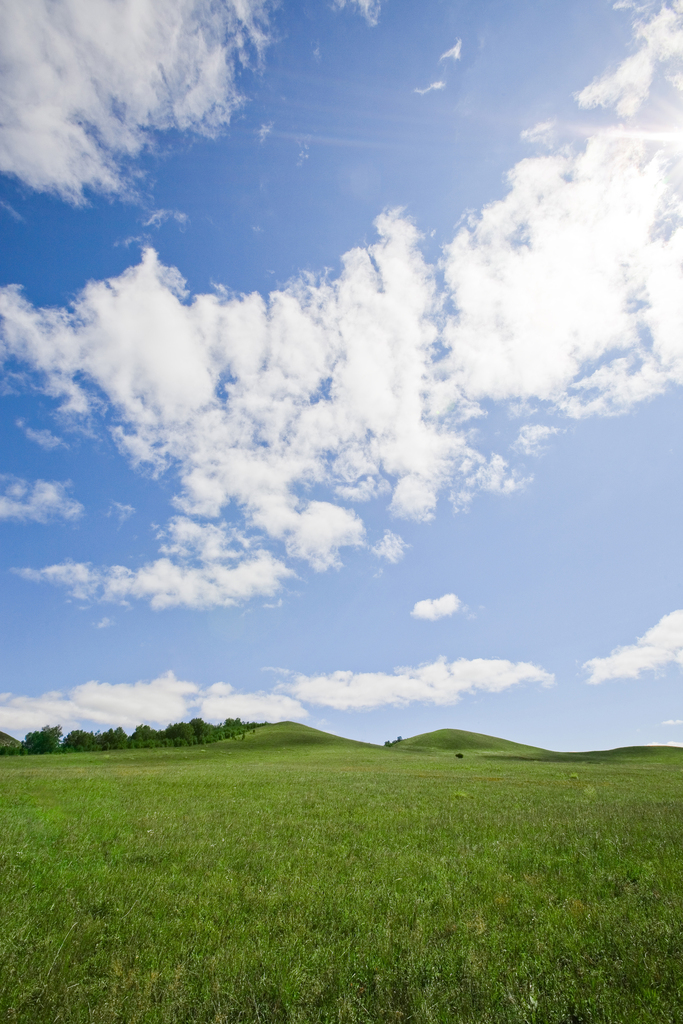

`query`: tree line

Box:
[0,718,265,756]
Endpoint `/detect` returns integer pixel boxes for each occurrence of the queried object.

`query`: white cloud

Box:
[0,0,273,201]
[647,741,683,747]
[584,609,683,684]
[143,209,188,229]
[108,501,135,523]
[520,120,556,147]
[0,670,307,735]
[0,212,471,598]
[414,81,446,95]
[257,122,273,143]
[0,671,198,731]
[16,418,67,449]
[0,199,23,221]
[411,593,461,620]
[95,616,113,628]
[280,655,553,711]
[512,424,562,456]
[17,547,292,610]
[441,130,683,417]
[663,718,683,724]
[199,682,307,722]
[372,530,408,563]
[439,41,462,62]
[577,4,683,117]
[332,0,382,27]
[4,10,683,605]
[16,516,292,608]
[0,475,82,522]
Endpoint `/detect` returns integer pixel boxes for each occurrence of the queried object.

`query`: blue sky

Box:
[2,0,683,749]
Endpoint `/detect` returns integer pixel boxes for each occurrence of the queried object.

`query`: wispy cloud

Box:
[16,418,67,450]
[414,81,446,95]
[108,501,135,524]
[512,424,562,456]
[143,209,188,229]
[439,40,462,62]
[257,122,273,143]
[332,0,382,27]
[577,4,683,118]
[0,200,23,222]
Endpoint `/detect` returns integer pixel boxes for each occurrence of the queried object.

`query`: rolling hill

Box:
[0,730,19,747]
[246,721,376,750]
[252,723,683,763]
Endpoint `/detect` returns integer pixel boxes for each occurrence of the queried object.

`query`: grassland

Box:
[1,723,682,1023]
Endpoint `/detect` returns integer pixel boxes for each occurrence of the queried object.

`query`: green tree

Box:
[130,724,160,747]
[164,722,194,745]
[23,725,63,754]
[62,729,98,751]
[96,727,128,750]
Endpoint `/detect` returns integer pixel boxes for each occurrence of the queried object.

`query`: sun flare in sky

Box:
[2,0,683,748]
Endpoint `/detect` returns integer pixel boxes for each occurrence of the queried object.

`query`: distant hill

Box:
[391,728,683,763]
[395,728,545,755]
[0,730,20,747]
[534,744,683,764]
[250,724,683,762]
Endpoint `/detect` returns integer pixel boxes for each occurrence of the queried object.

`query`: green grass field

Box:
[2,722,683,1023]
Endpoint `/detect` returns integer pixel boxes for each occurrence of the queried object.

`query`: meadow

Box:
[1,723,682,1023]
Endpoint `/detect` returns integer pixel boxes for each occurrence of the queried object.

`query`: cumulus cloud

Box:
[584,609,683,684]
[280,655,553,711]
[198,682,307,722]
[0,671,197,731]
[0,0,273,201]
[4,7,683,606]
[372,530,408,563]
[0,475,82,522]
[441,130,683,417]
[0,670,307,735]
[411,593,461,620]
[662,718,683,724]
[1,213,481,604]
[512,424,562,456]
[16,535,292,610]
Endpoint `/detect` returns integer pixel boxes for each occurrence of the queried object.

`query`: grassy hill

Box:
[385,727,683,763]
[394,727,546,755]
[0,730,19,747]
[245,721,376,750]
[234,723,683,764]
